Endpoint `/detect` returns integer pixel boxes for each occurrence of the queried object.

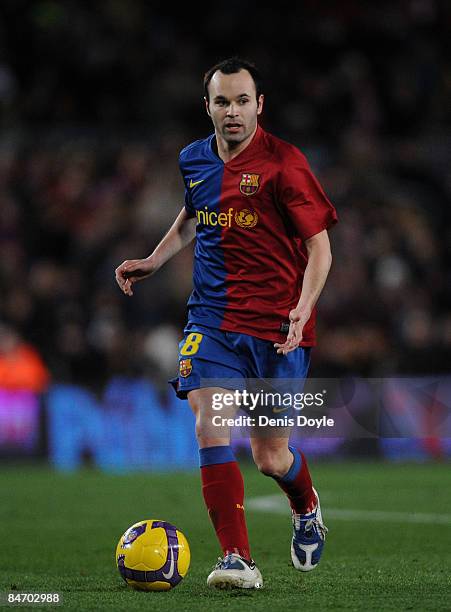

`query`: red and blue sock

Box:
[274,446,317,514]
[199,445,250,561]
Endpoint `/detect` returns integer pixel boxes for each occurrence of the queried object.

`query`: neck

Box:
[215,123,258,163]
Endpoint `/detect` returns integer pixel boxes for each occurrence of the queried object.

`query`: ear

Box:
[204,96,211,117]
[257,94,264,116]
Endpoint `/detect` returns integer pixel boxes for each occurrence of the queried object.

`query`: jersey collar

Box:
[207,124,265,168]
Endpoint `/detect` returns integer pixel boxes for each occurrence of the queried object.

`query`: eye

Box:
[239,98,249,105]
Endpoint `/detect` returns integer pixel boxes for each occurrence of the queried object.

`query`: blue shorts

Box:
[169,324,311,401]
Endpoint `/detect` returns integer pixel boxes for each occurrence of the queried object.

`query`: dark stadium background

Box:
[0,0,450,465]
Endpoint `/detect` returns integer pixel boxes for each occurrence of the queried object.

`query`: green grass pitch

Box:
[1,461,450,611]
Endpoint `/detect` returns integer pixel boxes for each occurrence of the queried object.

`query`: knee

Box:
[189,397,216,442]
[253,444,292,478]
[195,420,214,445]
[188,389,235,449]
[194,412,229,448]
[254,455,281,478]
[194,418,212,444]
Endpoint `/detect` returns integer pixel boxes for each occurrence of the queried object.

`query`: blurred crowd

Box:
[0,0,450,389]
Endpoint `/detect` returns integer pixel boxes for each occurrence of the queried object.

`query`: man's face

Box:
[205,69,264,145]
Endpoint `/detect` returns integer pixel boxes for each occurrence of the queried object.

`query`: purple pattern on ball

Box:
[122,522,147,547]
[117,520,184,587]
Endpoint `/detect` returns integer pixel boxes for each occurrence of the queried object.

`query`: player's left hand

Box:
[274,308,310,355]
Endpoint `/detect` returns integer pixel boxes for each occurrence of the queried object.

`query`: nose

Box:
[226,102,238,116]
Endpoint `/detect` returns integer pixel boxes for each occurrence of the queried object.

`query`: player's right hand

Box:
[115,258,156,296]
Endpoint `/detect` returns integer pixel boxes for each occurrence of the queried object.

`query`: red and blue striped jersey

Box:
[179,125,337,346]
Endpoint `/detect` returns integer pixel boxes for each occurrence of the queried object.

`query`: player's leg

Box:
[250,435,327,571]
[188,387,263,589]
[250,436,317,513]
[240,334,328,571]
[189,386,250,559]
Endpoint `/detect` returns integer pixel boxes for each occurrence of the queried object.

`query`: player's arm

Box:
[274,229,332,355]
[115,206,196,296]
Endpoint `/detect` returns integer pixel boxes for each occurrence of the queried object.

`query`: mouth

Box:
[224,122,243,134]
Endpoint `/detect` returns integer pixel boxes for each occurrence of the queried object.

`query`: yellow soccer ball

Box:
[116,519,190,591]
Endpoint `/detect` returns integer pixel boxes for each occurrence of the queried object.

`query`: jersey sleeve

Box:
[183,186,196,218]
[179,153,196,218]
[277,148,338,240]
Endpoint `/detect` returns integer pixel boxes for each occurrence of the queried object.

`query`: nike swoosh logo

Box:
[162,547,175,579]
[272,406,289,414]
[189,179,204,188]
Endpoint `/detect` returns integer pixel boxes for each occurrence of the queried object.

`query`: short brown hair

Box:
[203,57,263,102]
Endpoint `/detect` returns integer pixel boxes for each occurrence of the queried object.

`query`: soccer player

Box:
[115,57,337,589]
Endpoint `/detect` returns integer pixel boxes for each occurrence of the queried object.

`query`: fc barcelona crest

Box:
[179,358,192,378]
[239,173,260,196]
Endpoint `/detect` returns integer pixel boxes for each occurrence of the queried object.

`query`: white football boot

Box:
[291,487,328,571]
[207,553,263,589]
